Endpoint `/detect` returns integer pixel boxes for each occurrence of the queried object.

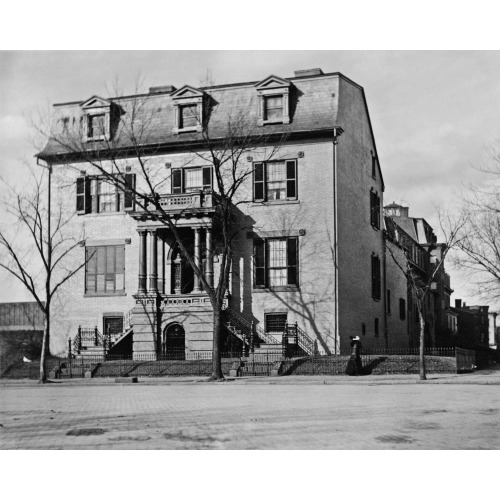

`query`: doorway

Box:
[163,323,186,359]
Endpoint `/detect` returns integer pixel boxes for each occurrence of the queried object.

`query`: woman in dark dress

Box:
[345,336,363,376]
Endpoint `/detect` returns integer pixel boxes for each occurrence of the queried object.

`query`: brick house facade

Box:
[38,69,389,358]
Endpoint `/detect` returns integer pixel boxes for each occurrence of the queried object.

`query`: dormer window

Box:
[264,96,283,121]
[180,104,198,129]
[80,96,114,142]
[255,75,292,126]
[88,114,106,139]
[171,85,204,133]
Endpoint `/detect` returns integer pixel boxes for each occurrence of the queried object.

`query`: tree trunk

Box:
[39,310,50,384]
[419,309,426,381]
[211,305,224,380]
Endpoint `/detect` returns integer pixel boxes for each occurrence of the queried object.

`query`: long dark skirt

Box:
[345,356,363,376]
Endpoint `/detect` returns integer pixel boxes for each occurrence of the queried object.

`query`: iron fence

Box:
[46,351,243,379]
[0,346,487,379]
[240,350,283,377]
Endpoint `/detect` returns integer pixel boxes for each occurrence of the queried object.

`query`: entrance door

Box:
[163,323,186,359]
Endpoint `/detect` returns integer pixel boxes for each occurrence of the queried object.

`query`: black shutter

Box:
[253,163,265,201]
[287,238,298,285]
[172,169,182,194]
[370,190,375,226]
[286,160,297,199]
[76,177,85,213]
[375,194,381,229]
[124,173,136,211]
[84,177,92,214]
[372,254,381,300]
[202,166,212,191]
[254,239,266,287]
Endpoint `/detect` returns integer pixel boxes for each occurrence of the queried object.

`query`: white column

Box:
[193,227,202,293]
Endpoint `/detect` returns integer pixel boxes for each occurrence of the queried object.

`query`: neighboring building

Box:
[0,302,44,369]
[0,302,44,331]
[452,299,490,349]
[384,203,453,348]
[37,68,389,358]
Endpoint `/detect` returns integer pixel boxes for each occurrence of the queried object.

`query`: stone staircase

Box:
[223,307,316,357]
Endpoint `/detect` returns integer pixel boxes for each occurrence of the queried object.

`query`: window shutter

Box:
[172,169,182,194]
[254,239,266,287]
[287,238,298,285]
[84,177,92,214]
[202,166,212,191]
[76,177,85,213]
[371,254,381,300]
[370,190,375,226]
[254,163,265,201]
[286,160,297,199]
[124,173,136,211]
[376,194,381,229]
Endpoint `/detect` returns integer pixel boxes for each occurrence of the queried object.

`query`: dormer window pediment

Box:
[171,85,205,134]
[80,95,113,142]
[255,75,292,126]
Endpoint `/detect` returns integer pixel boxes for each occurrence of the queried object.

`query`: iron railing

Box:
[284,322,316,356]
[223,307,280,346]
[73,326,107,354]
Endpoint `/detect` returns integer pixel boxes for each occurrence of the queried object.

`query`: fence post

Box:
[94,326,98,346]
[250,321,255,353]
[77,325,81,354]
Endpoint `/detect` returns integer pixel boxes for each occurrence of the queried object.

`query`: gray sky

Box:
[1,50,500,306]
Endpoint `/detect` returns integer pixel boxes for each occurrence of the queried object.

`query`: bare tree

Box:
[385,212,466,380]
[453,177,500,300]
[0,167,85,382]
[36,82,287,380]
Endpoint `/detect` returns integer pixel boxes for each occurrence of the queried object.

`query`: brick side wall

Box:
[336,78,387,351]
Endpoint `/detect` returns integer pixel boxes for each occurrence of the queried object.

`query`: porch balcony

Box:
[134,191,216,217]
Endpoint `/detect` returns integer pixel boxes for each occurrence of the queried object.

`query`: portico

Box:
[129,191,218,358]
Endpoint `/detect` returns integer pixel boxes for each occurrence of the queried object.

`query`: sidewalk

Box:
[2,365,500,387]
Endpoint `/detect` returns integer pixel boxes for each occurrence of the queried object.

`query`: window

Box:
[180,104,198,129]
[374,318,379,337]
[265,313,287,333]
[399,298,406,320]
[362,323,366,336]
[76,174,136,214]
[171,85,204,133]
[253,160,297,202]
[387,289,391,315]
[81,96,113,142]
[255,75,291,125]
[371,254,381,300]
[264,95,283,121]
[88,113,106,139]
[254,237,298,288]
[370,189,381,229]
[171,167,212,194]
[85,245,125,295]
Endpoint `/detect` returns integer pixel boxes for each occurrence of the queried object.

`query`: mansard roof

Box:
[38,71,380,183]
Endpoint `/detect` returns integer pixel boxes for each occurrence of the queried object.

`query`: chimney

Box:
[149,85,177,94]
[294,68,324,78]
[455,299,462,308]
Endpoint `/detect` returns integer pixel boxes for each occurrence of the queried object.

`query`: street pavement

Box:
[1,368,499,449]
